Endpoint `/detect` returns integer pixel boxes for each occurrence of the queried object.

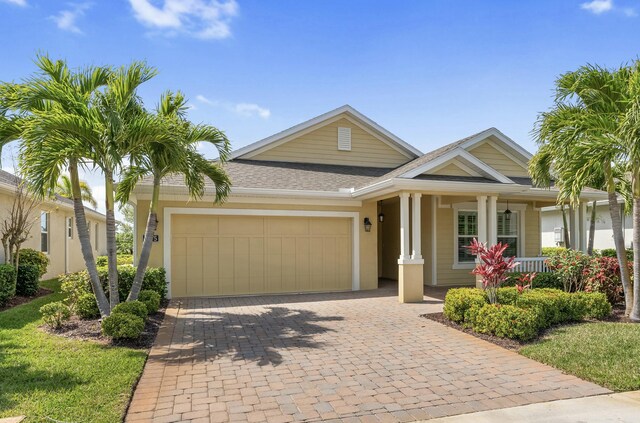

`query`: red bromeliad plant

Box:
[466,238,519,304]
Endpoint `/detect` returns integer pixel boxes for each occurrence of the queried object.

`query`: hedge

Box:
[503,272,563,290]
[96,255,134,267]
[541,247,567,256]
[599,248,633,261]
[101,313,145,339]
[443,287,611,341]
[97,266,166,301]
[111,301,147,320]
[16,264,40,297]
[18,248,49,276]
[0,264,16,306]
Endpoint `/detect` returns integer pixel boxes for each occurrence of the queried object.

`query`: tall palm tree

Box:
[530,64,634,315]
[55,174,98,209]
[117,91,231,301]
[1,55,112,316]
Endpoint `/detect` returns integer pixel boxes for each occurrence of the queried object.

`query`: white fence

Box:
[511,257,550,273]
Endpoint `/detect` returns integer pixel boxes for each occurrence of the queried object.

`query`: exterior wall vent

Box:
[337,127,352,151]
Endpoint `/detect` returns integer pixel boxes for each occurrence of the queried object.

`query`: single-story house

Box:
[0,170,108,280]
[131,105,607,302]
[541,201,633,250]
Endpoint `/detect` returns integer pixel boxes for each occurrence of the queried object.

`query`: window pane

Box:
[41,212,48,232]
[498,237,518,257]
[458,236,476,262]
[458,211,477,236]
[41,233,48,252]
[498,212,518,236]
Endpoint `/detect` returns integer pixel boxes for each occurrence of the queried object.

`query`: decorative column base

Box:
[398,259,424,303]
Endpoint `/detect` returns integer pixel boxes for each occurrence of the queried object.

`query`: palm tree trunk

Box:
[70,159,110,317]
[105,171,119,309]
[607,187,633,316]
[587,200,597,255]
[561,204,571,249]
[630,176,640,322]
[127,176,160,301]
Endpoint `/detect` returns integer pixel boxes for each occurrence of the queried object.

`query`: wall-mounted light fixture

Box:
[364,217,372,232]
[378,212,385,223]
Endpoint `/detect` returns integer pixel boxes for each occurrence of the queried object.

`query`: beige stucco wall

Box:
[249,118,411,168]
[136,198,379,292]
[467,139,530,177]
[0,190,107,280]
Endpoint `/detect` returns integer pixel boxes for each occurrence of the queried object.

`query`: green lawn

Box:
[0,279,148,422]
[520,322,640,391]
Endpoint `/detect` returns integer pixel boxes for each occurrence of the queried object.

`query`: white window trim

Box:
[163,207,361,299]
[452,202,527,269]
[40,211,50,254]
[67,217,73,240]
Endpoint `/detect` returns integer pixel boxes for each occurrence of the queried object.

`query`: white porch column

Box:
[399,192,410,260]
[398,192,423,303]
[487,195,497,246]
[477,195,488,244]
[569,205,578,250]
[579,202,588,252]
[411,193,422,260]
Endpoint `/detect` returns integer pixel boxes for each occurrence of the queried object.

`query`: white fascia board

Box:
[230,105,422,159]
[399,148,514,184]
[459,127,533,162]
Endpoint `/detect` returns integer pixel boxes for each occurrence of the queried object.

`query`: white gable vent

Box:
[337,127,352,151]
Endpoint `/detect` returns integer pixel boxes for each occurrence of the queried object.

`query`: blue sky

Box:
[1,0,639,214]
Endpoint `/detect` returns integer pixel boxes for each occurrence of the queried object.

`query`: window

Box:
[40,212,49,253]
[456,211,477,263]
[67,217,73,239]
[498,212,519,257]
[95,223,99,251]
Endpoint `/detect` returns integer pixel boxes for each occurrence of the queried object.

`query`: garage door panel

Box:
[171,215,353,297]
[202,237,219,296]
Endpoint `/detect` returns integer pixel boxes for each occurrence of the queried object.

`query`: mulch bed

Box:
[0,287,53,312]
[422,304,633,351]
[42,300,168,349]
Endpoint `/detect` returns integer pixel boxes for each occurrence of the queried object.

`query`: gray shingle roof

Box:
[159,160,390,192]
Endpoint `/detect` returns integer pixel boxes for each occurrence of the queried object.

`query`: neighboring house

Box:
[130,105,606,302]
[541,201,633,250]
[0,170,107,280]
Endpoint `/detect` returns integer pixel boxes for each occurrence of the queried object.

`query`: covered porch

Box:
[373,192,585,302]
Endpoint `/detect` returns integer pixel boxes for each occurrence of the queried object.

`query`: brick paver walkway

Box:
[126,287,609,422]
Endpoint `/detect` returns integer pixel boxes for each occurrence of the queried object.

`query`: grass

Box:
[520,322,640,391]
[0,279,148,422]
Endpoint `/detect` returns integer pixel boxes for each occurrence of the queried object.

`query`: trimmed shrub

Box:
[515,288,577,327]
[138,290,160,315]
[572,291,612,319]
[496,286,519,305]
[471,304,540,341]
[76,293,100,319]
[541,247,567,257]
[18,248,49,277]
[40,301,71,329]
[60,271,91,312]
[599,248,633,261]
[97,266,167,301]
[111,300,147,320]
[16,264,40,297]
[0,264,17,307]
[96,255,133,267]
[504,272,563,290]
[101,312,145,339]
[443,288,486,323]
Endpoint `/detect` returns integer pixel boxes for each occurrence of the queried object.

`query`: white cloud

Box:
[234,103,270,119]
[50,3,91,34]
[581,0,614,14]
[128,0,239,39]
[196,94,270,119]
[1,0,27,6]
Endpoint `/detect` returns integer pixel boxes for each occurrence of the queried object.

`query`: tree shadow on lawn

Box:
[152,306,343,367]
[0,342,85,416]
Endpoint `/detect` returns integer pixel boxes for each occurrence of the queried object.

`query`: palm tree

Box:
[55,174,98,209]
[530,64,634,316]
[117,91,231,301]
[1,55,112,316]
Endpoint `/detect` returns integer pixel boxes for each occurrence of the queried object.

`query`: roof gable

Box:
[231,105,422,166]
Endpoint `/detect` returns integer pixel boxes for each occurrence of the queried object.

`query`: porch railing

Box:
[511,257,549,273]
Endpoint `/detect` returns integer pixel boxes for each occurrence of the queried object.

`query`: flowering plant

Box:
[516,272,537,294]
[545,249,590,292]
[466,238,519,304]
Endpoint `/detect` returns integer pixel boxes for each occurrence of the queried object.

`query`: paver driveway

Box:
[126,286,609,423]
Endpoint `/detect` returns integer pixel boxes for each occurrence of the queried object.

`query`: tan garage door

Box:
[170,214,353,297]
